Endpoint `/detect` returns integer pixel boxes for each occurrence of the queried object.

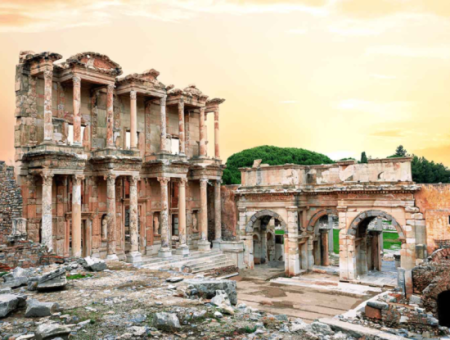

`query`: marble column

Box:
[72,174,84,257]
[199,107,207,157]
[178,99,185,155]
[157,177,172,257]
[73,75,82,146]
[43,70,54,144]
[198,177,210,251]
[127,175,142,263]
[41,172,54,251]
[106,84,115,148]
[214,108,220,159]
[130,90,137,150]
[328,215,334,255]
[212,180,222,249]
[160,95,168,153]
[105,174,119,260]
[176,178,189,255]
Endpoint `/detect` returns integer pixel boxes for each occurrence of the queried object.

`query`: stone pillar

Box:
[157,177,172,257]
[198,177,210,251]
[73,76,82,146]
[41,172,54,251]
[106,84,115,148]
[212,180,222,249]
[127,175,142,263]
[287,207,300,276]
[199,107,207,157]
[328,215,334,255]
[176,178,189,255]
[72,174,84,257]
[105,174,119,260]
[130,90,137,150]
[178,99,185,155]
[321,231,329,266]
[160,95,168,153]
[214,108,220,159]
[43,70,54,144]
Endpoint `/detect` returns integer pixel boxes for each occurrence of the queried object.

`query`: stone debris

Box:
[25,299,59,317]
[185,278,238,305]
[79,256,107,272]
[34,322,72,340]
[153,312,181,330]
[0,293,26,318]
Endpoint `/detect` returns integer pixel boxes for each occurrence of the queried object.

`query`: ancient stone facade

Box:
[234,158,427,295]
[14,51,225,263]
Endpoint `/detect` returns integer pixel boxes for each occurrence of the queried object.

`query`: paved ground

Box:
[232,263,376,323]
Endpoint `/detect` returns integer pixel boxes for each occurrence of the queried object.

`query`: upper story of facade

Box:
[239,157,419,193]
[14,51,225,179]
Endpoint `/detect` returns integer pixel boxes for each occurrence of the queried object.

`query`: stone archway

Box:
[307,208,338,234]
[307,209,338,267]
[245,209,287,233]
[348,210,405,240]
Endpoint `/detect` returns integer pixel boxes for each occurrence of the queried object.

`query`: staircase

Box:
[139,249,237,276]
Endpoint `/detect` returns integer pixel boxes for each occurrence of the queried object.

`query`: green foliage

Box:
[223,145,334,185]
[67,273,93,280]
[360,152,368,164]
[387,145,450,183]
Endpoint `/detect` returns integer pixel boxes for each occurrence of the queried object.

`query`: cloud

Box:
[370,129,403,138]
[365,45,450,59]
[0,0,331,32]
[336,98,413,121]
[280,100,297,103]
[335,0,450,19]
[371,74,396,80]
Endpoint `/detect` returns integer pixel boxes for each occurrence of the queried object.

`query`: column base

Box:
[176,245,190,255]
[198,240,211,252]
[126,251,142,264]
[212,240,222,249]
[158,247,172,258]
[106,254,119,261]
[41,140,54,145]
[72,251,82,258]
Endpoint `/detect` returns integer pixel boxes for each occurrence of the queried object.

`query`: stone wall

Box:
[221,185,238,240]
[0,161,23,244]
[414,184,450,254]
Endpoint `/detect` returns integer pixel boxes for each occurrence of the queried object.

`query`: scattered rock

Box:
[185,279,238,305]
[25,299,59,318]
[34,322,72,340]
[80,256,107,272]
[153,312,181,330]
[0,293,26,318]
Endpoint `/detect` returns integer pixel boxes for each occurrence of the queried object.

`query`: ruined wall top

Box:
[239,157,415,189]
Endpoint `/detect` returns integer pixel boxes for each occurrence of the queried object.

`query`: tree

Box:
[222,145,334,185]
[395,145,407,157]
[360,152,368,164]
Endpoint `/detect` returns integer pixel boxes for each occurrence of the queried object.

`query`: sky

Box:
[1,0,450,165]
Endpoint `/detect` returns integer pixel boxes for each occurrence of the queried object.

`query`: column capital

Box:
[107,84,115,92]
[160,95,167,106]
[179,98,184,106]
[130,175,140,186]
[214,179,222,186]
[130,90,137,100]
[199,177,209,184]
[73,75,81,85]
[179,177,188,186]
[104,174,117,185]
[41,171,53,186]
[73,174,85,185]
[43,69,53,79]
[157,177,170,186]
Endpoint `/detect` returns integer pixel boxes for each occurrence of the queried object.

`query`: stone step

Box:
[187,256,235,269]
[140,250,225,271]
[191,261,236,274]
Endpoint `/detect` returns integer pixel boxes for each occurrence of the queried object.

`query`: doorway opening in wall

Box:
[252,215,285,266]
[68,124,74,145]
[171,138,180,155]
[438,290,450,327]
[312,214,338,267]
[125,131,131,149]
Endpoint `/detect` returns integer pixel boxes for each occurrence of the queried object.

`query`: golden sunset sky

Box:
[1,0,450,164]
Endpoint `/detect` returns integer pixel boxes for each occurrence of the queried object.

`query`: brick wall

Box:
[221,185,238,240]
[0,161,23,245]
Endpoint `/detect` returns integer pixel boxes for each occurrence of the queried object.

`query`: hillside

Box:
[223,145,334,185]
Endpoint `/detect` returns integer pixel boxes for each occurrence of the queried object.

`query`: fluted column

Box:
[212,180,222,249]
[160,95,168,153]
[72,174,84,257]
[176,178,189,255]
[130,90,137,150]
[157,177,172,257]
[106,84,115,148]
[43,70,54,144]
[73,75,82,146]
[105,174,119,260]
[41,172,54,251]
[178,99,185,155]
[199,107,207,157]
[198,177,210,251]
[214,108,220,159]
[127,175,142,263]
